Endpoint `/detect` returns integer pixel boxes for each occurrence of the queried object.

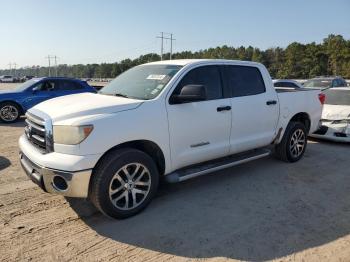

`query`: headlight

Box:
[53,125,94,145]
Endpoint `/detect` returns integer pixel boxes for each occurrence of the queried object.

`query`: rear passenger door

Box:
[223,65,279,154]
[55,80,84,97]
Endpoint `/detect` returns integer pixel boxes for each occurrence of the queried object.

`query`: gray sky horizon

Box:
[0,0,349,70]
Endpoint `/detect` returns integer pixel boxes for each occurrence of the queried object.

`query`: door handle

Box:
[266,100,277,105]
[217,106,231,112]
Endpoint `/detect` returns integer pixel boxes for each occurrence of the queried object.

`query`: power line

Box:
[157,32,176,60]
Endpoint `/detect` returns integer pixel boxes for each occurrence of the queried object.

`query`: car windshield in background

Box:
[304,79,331,88]
[323,89,350,106]
[14,79,38,91]
[99,64,183,100]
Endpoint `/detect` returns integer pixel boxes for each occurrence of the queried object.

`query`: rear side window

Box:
[175,65,223,100]
[224,65,266,97]
[58,80,82,90]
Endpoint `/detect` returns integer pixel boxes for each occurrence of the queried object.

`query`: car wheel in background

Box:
[274,121,307,162]
[89,148,159,219]
[0,102,21,123]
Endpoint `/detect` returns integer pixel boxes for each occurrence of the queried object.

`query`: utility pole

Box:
[46,55,51,76]
[157,32,164,60]
[170,33,174,60]
[157,32,175,60]
[54,56,58,76]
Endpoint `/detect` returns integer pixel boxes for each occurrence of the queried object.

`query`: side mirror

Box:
[32,86,39,93]
[170,84,207,104]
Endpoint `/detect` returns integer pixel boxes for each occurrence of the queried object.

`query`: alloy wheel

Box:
[109,163,151,210]
[0,105,19,122]
[289,129,306,158]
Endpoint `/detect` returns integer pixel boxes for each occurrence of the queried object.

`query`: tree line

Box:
[1,34,350,79]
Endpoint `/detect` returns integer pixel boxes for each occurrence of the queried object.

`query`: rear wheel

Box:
[89,148,159,219]
[274,121,307,162]
[0,102,20,123]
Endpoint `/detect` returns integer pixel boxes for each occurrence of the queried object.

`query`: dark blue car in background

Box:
[0,77,96,123]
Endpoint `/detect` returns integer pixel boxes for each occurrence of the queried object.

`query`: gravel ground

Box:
[0,83,350,261]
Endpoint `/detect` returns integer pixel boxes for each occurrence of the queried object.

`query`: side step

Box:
[165,148,271,183]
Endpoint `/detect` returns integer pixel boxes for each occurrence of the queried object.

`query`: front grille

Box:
[25,112,48,153]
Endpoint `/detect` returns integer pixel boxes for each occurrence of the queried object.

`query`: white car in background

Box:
[311,88,350,142]
[0,75,14,83]
[273,79,303,89]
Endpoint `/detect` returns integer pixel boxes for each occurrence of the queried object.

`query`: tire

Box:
[0,102,21,123]
[89,148,159,219]
[274,121,307,163]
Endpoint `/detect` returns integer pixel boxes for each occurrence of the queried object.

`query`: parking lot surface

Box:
[0,83,350,261]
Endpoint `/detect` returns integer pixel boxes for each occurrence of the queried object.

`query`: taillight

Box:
[318,93,326,105]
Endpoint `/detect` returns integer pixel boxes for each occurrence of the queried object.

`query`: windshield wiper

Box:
[114,93,129,98]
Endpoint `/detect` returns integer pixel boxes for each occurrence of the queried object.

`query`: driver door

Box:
[23,80,57,109]
[166,65,232,171]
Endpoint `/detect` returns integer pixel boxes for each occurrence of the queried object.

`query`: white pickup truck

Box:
[19,59,324,218]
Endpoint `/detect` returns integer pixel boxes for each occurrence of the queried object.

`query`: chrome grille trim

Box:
[25,119,45,132]
[32,134,45,143]
[25,109,54,153]
[26,112,45,125]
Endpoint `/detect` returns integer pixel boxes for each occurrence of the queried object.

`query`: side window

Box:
[58,81,82,90]
[274,81,296,88]
[285,82,299,88]
[35,81,56,91]
[332,79,341,87]
[274,82,285,87]
[333,79,338,87]
[174,66,223,100]
[225,66,266,97]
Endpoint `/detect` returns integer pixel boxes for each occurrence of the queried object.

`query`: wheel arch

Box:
[289,112,311,133]
[0,100,25,115]
[92,139,166,177]
[274,112,311,144]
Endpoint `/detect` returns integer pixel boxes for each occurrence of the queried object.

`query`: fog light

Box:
[52,176,68,191]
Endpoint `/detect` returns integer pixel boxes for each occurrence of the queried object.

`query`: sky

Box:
[0,0,349,69]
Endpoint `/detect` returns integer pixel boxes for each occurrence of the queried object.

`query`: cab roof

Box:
[146,59,262,67]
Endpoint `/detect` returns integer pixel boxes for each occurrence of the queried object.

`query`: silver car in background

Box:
[273,79,303,89]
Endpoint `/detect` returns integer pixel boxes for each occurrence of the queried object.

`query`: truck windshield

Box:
[99,64,183,100]
[323,89,350,106]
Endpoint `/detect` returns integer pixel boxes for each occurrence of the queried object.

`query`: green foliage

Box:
[2,35,349,79]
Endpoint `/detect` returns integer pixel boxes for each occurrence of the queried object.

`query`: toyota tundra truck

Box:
[19,59,324,218]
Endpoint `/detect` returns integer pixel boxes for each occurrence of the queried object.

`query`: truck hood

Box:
[31,93,143,122]
[322,104,350,121]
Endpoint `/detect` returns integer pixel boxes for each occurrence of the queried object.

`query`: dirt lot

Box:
[0,83,350,261]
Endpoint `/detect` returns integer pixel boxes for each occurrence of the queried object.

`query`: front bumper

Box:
[19,152,92,198]
[310,121,350,143]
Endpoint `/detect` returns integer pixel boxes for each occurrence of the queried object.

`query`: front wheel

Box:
[0,102,21,123]
[89,148,159,219]
[274,121,307,162]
